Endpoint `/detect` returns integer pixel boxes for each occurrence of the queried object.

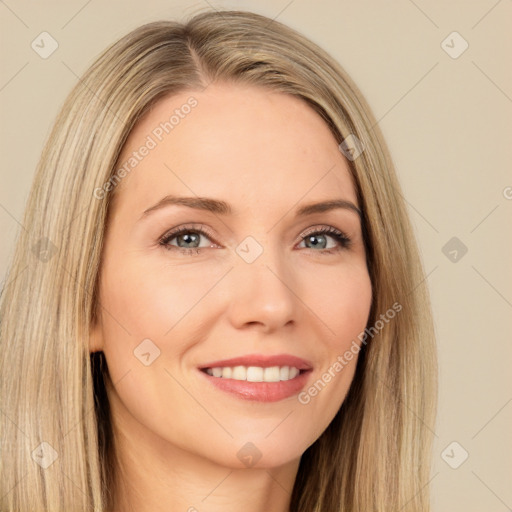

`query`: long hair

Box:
[0,10,437,511]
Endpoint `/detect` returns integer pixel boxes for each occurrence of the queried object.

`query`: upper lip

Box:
[199,353,313,371]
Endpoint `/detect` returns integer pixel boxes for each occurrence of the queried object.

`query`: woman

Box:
[0,10,437,512]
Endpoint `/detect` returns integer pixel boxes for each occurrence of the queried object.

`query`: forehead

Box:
[113,82,357,213]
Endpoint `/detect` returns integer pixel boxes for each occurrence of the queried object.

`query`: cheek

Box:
[97,252,231,386]
[293,264,371,433]
[308,262,372,344]
[100,257,211,338]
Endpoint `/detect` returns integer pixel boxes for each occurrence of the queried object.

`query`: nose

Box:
[226,247,298,333]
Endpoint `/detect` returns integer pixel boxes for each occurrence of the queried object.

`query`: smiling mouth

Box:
[201,365,308,382]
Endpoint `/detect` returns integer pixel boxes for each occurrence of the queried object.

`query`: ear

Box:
[88,314,104,353]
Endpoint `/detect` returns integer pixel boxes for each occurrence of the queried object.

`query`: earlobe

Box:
[88,320,104,353]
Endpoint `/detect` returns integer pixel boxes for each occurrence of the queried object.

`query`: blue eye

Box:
[159,224,216,254]
[158,224,351,255]
[298,227,351,253]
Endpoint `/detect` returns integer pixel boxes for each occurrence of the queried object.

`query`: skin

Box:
[89,82,372,512]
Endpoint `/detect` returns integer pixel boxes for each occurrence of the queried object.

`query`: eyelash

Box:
[158,223,352,256]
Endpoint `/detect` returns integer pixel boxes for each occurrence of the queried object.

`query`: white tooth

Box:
[289,367,299,379]
[279,366,290,381]
[247,366,264,382]
[263,366,281,382]
[207,365,301,381]
[232,366,247,381]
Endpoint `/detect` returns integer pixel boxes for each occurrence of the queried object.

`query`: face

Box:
[90,82,372,469]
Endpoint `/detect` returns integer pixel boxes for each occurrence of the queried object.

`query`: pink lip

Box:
[198,369,312,402]
[198,353,313,371]
[197,353,313,402]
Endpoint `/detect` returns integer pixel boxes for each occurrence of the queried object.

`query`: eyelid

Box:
[296,225,352,252]
[158,222,352,254]
[297,224,351,242]
[158,223,219,247]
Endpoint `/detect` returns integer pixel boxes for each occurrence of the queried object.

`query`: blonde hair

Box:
[0,10,437,511]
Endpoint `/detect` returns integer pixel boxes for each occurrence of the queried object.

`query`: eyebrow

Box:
[140,195,362,220]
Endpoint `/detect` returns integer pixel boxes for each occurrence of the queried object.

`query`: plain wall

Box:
[1,1,511,510]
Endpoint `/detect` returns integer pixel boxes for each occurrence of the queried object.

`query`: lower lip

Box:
[198,369,312,402]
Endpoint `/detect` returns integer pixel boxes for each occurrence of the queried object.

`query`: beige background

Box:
[1,1,511,509]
